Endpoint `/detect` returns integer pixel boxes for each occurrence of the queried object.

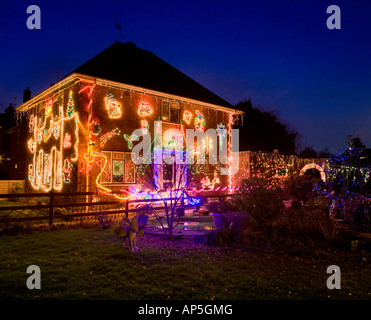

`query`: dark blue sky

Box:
[1,0,370,153]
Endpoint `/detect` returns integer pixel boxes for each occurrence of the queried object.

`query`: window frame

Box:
[161,100,180,123]
[100,151,136,185]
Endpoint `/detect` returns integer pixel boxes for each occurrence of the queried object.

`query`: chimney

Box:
[23,87,31,103]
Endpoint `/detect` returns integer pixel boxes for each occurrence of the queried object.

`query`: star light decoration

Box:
[99,128,121,148]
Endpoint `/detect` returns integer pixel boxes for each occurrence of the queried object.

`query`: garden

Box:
[1,171,371,300]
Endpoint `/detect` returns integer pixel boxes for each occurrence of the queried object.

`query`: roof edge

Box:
[16,73,244,115]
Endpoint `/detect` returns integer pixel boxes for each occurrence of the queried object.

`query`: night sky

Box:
[1,0,370,154]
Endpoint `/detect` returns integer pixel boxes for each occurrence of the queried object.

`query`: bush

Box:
[135,203,154,216]
[0,222,33,236]
[267,203,352,255]
[95,208,116,229]
[204,212,252,247]
[205,227,235,247]
[283,174,320,204]
[232,178,284,228]
[206,199,236,214]
[227,211,252,245]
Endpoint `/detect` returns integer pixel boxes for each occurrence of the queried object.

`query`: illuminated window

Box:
[100,151,136,184]
[161,100,180,123]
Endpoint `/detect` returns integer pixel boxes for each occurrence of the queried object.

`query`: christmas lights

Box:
[67,91,74,118]
[183,110,192,125]
[141,120,149,134]
[45,98,53,116]
[29,114,35,132]
[105,93,122,119]
[53,123,60,139]
[123,133,138,150]
[195,110,205,131]
[216,123,226,150]
[138,102,153,116]
[300,163,326,182]
[62,158,73,183]
[100,128,121,148]
[27,139,36,153]
[63,133,72,149]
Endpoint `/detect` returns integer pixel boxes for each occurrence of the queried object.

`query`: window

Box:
[53,101,60,118]
[100,151,136,184]
[38,106,45,126]
[161,100,180,123]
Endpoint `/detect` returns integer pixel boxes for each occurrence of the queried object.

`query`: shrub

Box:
[205,212,252,247]
[226,211,252,245]
[267,203,352,255]
[283,174,322,204]
[95,208,116,229]
[0,222,33,236]
[135,203,153,216]
[232,178,284,228]
[206,199,236,214]
[205,227,235,247]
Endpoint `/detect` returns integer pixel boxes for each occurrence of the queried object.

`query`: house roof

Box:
[68,41,233,108]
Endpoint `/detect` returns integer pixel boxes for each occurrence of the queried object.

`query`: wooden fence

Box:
[0,191,234,226]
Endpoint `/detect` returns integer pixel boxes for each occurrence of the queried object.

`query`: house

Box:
[15,41,243,197]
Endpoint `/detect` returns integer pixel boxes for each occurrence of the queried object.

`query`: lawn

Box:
[0,226,370,300]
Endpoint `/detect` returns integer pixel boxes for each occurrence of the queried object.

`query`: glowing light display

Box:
[63,133,72,149]
[67,91,74,118]
[195,111,205,131]
[100,128,121,148]
[105,93,122,119]
[45,98,53,116]
[183,111,192,124]
[123,133,138,150]
[27,139,36,153]
[43,124,53,142]
[53,123,60,139]
[25,81,240,198]
[62,158,73,183]
[141,120,149,134]
[138,102,153,116]
[216,123,226,150]
[300,163,326,182]
[29,114,35,133]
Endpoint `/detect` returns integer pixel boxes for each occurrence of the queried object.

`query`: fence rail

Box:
[0,191,234,226]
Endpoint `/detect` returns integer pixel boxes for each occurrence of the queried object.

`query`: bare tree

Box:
[143,152,193,240]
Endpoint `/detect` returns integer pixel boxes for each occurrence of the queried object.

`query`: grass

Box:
[0,225,370,300]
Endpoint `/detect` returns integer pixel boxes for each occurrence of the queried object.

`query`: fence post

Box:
[125,200,129,220]
[49,191,54,226]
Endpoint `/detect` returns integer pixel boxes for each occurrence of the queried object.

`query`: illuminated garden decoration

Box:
[138,102,153,116]
[105,93,122,119]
